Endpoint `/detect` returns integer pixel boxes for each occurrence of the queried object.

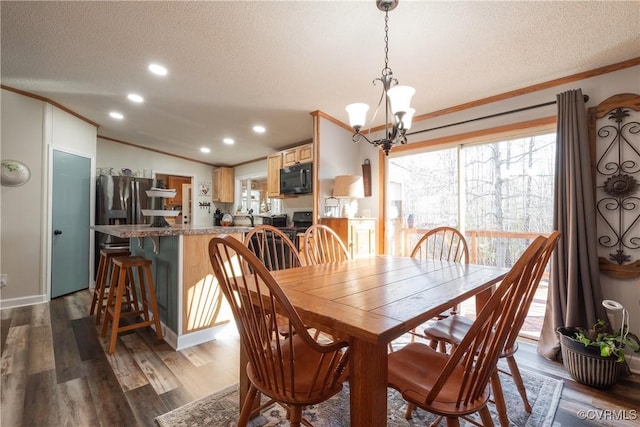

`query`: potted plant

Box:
[557,320,640,389]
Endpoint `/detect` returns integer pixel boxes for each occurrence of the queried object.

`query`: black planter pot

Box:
[557,326,621,389]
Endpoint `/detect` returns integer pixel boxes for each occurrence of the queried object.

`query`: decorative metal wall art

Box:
[589,93,640,279]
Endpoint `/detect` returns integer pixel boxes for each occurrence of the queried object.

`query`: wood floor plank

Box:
[52,327,86,384]
[57,376,101,426]
[31,302,50,326]
[154,343,216,400]
[66,288,92,320]
[178,341,217,367]
[82,358,138,426]
[22,369,61,426]
[7,305,32,327]
[1,372,27,427]
[27,324,55,374]
[71,316,105,361]
[0,324,29,376]
[100,332,150,392]
[120,333,181,395]
[125,384,172,427]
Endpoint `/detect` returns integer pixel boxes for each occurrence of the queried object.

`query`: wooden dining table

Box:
[238,255,508,426]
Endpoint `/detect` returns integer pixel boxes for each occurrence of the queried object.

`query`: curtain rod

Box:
[406,94,590,137]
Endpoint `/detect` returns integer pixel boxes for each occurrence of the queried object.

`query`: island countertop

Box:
[92,224,253,238]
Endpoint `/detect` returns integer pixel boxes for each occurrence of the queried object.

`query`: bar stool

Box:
[90,248,131,325]
[100,256,163,353]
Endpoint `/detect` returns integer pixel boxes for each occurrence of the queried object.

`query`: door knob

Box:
[54,230,63,235]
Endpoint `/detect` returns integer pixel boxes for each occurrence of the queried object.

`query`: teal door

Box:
[51,150,91,298]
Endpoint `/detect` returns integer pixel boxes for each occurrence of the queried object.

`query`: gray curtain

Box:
[537,88,606,360]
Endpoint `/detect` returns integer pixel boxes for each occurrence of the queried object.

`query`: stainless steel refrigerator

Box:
[95,175,153,270]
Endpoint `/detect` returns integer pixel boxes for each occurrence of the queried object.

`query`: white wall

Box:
[1,91,46,302]
[97,138,215,226]
[1,89,97,307]
[317,117,363,218]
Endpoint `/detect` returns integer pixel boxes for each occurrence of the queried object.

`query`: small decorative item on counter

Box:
[221,213,233,226]
[121,168,133,176]
[214,208,223,226]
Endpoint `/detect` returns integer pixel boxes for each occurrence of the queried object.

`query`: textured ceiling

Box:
[2,1,639,166]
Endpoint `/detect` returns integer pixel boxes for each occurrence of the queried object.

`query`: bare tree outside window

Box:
[386,132,556,338]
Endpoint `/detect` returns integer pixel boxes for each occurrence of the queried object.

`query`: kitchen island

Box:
[93,224,251,350]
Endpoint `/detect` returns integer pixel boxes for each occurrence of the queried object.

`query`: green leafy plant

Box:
[573,319,640,362]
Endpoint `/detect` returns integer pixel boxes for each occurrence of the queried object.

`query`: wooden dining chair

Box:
[420,231,560,426]
[244,225,303,272]
[410,226,469,265]
[208,234,349,427]
[402,226,470,347]
[388,236,547,427]
[303,224,349,266]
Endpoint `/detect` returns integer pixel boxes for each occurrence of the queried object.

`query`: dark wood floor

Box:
[1,290,638,426]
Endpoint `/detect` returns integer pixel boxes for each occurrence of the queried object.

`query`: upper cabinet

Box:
[267,153,282,198]
[267,143,314,198]
[282,143,313,167]
[165,176,191,206]
[212,167,234,203]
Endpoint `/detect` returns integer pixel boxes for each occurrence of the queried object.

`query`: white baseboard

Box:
[0,294,48,310]
[150,321,232,351]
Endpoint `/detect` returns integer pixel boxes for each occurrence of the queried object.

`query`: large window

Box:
[386,129,556,338]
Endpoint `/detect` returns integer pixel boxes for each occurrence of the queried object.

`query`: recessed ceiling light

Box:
[127,93,144,103]
[148,63,168,76]
[200,147,211,153]
[223,138,235,145]
[109,111,124,120]
[253,125,266,133]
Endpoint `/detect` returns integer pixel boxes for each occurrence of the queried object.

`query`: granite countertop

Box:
[92,224,253,238]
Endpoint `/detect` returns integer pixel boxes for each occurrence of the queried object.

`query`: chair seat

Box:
[423,314,474,344]
[247,334,348,406]
[423,315,519,359]
[388,342,490,416]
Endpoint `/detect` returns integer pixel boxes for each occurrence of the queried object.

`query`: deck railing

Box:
[400,228,550,269]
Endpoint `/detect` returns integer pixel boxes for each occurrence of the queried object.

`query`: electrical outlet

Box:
[0,274,7,288]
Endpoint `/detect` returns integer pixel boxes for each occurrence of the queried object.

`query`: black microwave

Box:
[280,162,312,195]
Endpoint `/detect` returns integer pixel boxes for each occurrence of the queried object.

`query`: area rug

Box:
[155,367,562,427]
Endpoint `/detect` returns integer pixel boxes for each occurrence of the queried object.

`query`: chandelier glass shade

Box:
[345,0,415,156]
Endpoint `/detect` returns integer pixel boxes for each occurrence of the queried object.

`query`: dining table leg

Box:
[349,338,388,427]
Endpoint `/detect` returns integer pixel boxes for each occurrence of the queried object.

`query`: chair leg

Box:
[289,406,302,427]
[404,402,415,419]
[491,370,509,427]
[429,416,444,427]
[445,416,461,427]
[479,405,494,426]
[506,355,532,413]
[428,339,439,350]
[238,384,259,427]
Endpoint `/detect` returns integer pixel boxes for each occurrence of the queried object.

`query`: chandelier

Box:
[345,0,415,156]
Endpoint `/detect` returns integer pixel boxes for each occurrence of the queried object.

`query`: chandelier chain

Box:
[382,10,391,76]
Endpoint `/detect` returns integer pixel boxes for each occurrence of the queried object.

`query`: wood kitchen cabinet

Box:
[212,167,234,203]
[319,218,376,258]
[165,176,191,206]
[282,143,313,167]
[267,153,282,198]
